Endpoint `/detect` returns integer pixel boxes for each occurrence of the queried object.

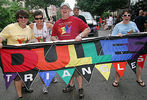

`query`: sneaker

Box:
[63,85,75,93]
[79,88,84,98]
[52,77,58,83]
[22,87,33,93]
[18,97,23,100]
[42,87,48,94]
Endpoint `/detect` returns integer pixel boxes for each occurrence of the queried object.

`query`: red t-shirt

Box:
[52,16,89,40]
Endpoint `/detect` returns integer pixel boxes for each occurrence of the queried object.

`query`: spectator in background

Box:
[107,15,113,35]
[143,11,147,32]
[103,17,108,30]
[134,10,145,32]
[112,9,145,87]
[0,10,34,100]
[73,6,87,24]
[51,2,90,98]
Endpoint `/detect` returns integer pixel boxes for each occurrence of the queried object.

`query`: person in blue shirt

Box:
[112,11,139,36]
[112,9,145,87]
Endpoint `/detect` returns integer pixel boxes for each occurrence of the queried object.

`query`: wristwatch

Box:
[78,34,83,38]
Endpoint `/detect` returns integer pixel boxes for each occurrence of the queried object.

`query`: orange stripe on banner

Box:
[32,46,70,70]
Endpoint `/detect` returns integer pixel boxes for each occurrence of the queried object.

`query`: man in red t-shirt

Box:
[51,2,90,98]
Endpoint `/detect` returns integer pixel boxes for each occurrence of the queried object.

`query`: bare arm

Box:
[0,37,3,48]
[46,22,53,29]
[29,23,33,29]
[75,27,91,41]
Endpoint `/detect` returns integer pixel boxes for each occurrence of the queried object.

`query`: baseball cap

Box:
[73,6,80,10]
[60,2,70,8]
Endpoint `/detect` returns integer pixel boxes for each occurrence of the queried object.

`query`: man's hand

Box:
[75,35,82,41]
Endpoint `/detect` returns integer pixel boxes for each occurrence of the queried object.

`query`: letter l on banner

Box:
[113,62,127,78]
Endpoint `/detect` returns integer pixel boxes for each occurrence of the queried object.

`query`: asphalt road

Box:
[0,29,147,100]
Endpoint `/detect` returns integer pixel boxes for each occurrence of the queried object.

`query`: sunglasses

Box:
[35,17,43,20]
[19,16,28,19]
[122,14,131,17]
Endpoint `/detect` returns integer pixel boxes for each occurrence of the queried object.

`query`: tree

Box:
[0,0,25,31]
[25,0,64,9]
[76,0,128,16]
[25,0,64,21]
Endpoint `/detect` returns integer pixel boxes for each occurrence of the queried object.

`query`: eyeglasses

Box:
[35,17,43,20]
[122,14,131,17]
[19,16,28,19]
[61,7,69,10]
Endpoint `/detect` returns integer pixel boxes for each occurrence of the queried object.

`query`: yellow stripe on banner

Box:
[66,45,92,67]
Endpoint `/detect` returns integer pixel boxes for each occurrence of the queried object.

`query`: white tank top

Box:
[33,22,51,42]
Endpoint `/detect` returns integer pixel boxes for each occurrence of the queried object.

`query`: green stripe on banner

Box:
[82,42,112,64]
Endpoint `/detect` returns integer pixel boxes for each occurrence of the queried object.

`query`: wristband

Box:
[78,34,83,38]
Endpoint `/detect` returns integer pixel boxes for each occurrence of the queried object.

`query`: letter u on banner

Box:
[33,46,70,70]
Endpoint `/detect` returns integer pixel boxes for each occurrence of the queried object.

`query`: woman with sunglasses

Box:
[0,10,34,100]
[29,10,56,94]
[30,10,53,42]
[112,9,145,87]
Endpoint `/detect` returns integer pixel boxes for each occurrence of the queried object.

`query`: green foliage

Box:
[0,0,25,31]
[76,0,129,16]
[56,10,61,20]
[101,12,111,18]
[25,0,64,9]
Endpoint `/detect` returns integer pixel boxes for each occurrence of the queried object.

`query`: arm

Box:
[46,22,53,29]
[75,27,91,41]
[0,37,3,48]
[29,23,33,29]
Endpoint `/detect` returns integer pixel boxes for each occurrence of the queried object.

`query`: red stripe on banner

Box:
[1,49,37,72]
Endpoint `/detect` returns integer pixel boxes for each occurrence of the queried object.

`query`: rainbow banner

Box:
[0,33,147,89]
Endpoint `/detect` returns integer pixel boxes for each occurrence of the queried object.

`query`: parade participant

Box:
[29,10,59,94]
[29,10,53,42]
[112,9,145,87]
[29,10,54,94]
[51,2,90,98]
[0,10,34,100]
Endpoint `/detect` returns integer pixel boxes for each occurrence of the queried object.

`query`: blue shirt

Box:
[112,21,139,36]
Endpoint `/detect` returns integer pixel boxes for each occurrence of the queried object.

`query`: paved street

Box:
[0,29,147,100]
